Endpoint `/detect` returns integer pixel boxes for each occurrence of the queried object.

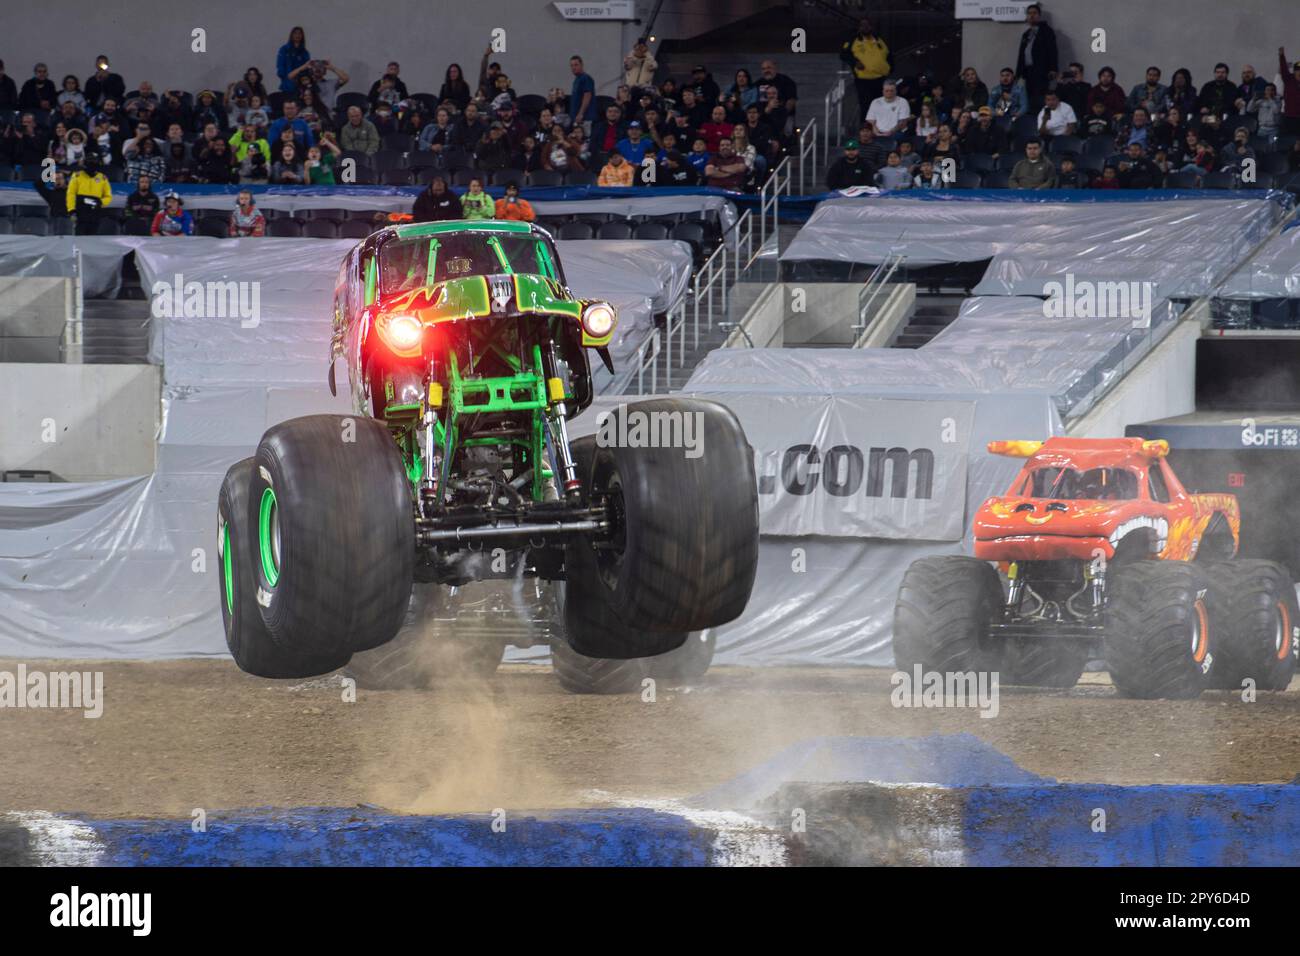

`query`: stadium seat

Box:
[994,153,1020,172]
[197,217,228,238]
[1074,155,1104,177]
[670,221,706,257]
[953,170,983,189]
[515,94,546,115]
[96,218,122,235]
[340,149,374,171]
[339,219,375,239]
[1083,135,1114,159]
[1241,173,1276,189]
[597,221,633,240]
[632,222,670,240]
[50,218,74,235]
[526,169,562,187]
[452,169,478,186]
[1049,134,1083,156]
[13,218,50,236]
[593,95,616,115]
[982,170,1011,188]
[1202,171,1235,189]
[442,146,471,171]
[336,92,369,115]
[303,219,339,238]
[374,149,409,173]
[490,169,526,188]
[267,91,290,117]
[410,93,440,115]
[414,166,448,185]
[382,133,413,152]
[564,170,595,186]
[17,204,49,218]
[1250,135,1274,154]
[963,153,994,174]
[17,165,43,182]
[0,220,12,233]
[408,150,443,168]
[1012,114,1040,141]
[380,169,413,185]
[1259,153,1291,176]
[304,208,350,221]
[557,222,594,240]
[0,164,15,181]
[1164,171,1199,189]
[268,218,303,237]
[122,217,152,236]
[350,166,378,185]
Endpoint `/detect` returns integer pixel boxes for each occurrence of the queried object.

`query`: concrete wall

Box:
[0,364,160,479]
[0,278,70,363]
[961,2,1293,94]
[2,1,631,103]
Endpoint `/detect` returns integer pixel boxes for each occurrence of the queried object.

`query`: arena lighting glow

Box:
[582,302,616,339]
[377,313,423,355]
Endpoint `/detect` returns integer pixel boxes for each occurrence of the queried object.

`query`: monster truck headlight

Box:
[582,302,617,342]
[376,313,424,357]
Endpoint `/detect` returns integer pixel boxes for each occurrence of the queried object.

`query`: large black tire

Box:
[218,459,351,679]
[250,414,414,657]
[559,568,689,659]
[550,641,651,695]
[570,399,759,632]
[648,631,717,685]
[893,556,1004,674]
[345,584,506,690]
[1105,560,1215,699]
[1207,560,1299,692]
[1002,638,1090,688]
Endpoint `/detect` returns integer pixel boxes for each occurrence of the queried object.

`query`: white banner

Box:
[552,1,635,20]
[954,0,1033,22]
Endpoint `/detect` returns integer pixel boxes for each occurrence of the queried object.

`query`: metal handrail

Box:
[692,241,728,350]
[633,328,661,395]
[729,209,754,283]
[797,116,819,195]
[757,156,790,261]
[823,74,847,158]
[853,252,906,334]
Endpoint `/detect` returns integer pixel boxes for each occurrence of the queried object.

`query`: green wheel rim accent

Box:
[221,522,234,615]
[258,487,281,587]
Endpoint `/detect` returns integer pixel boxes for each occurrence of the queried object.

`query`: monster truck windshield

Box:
[1026,467,1139,501]
[379,233,558,293]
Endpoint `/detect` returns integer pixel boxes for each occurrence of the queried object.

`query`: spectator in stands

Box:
[624,39,657,91]
[989,68,1027,118]
[474,122,513,171]
[19,63,56,112]
[1149,106,1187,154]
[123,174,159,222]
[452,102,488,152]
[268,100,315,150]
[412,176,462,222]
[1127,67,1167,117]
[841,18,891,125]
[1008,139,1056,188]
[307,60,349,108]
[151,193,193,236]
[1219,126,1255,172]
[866,82,911,138]
[699,106,734,154]
[460,176,494,219]
[33,170,68,217]
[1236,65,1267,109]
[704,138,747,190]
[228,191,266,237]
[230,123,270,180]
[303,139,341,184]
[915,103,940,141]
[875,150,910,189]
[66,154,112,234]
[568,125,591,167]
[59,75,88,113]
[277,27,311,93]
[125,135,166,183]
[4,112,48,170]
[545,87,572,129]
[57,100,88,134]
[725,69,758,111]
[83,55,125,109]
[513,134,543,174]
[675,87,708,129]
[190,122,223,162]
[543,124,584,174]
[1056,155,1085,187]
[1053,62,1090,117]
[494,182,536,221]
[895,138,920,170]
[685,136,711,174]
[730,125,766,182]
[1277,49,1300,137]
[1197,112,1226,150]
[418,107,455,156]
[228,68,268,104]
[123,121,164,162]
[953,67,989,115]
[476,49,502,103]
[1034,89,1076,140]
[1014,4,1058,107]
[124,81,160,120]
[1082,99,1113,139]
[1163,68,1197,118]
[1087,67,1126,119]
[298,88,333,138]
[427,65,467,114]
[590,104,626,163]
[271,142,304,183]
[962,105,1007,158]
[491,95,527,147]
[46,123,71,166]
[686,65,721,108]
[243,94,271,131]
[615,120,652,165]
[1197,63,1235,119]
[192,90,228,137]
[0,60,19,112]
[924,124,960,167]
[370,101,399,139]
[826,139,874,189]
[913,159,944,189]
[570,56,597,127]
[658,150,698,186]
[164,140,193,182]
[339,105,379,155]
[757,59,797,117]
[489,71,516,103]
[1117,141,1159,188]
[1248,85,1281,141]
[1117,107,1152,151]
[598,150,635,187]
[1093,164,1120,189]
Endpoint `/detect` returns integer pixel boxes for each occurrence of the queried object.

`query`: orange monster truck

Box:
[893,437,1299,699]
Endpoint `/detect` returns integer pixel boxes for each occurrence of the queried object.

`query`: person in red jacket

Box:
[493,182,536,222]
[1278,48,1300,136]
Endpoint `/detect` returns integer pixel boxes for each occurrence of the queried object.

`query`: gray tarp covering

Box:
[0,238,692,659]
[1218,226,1300,297]
[781,195,1283,298]
[665,349,1062,666]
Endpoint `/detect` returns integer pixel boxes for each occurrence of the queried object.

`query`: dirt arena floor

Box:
[2,661,1297,818]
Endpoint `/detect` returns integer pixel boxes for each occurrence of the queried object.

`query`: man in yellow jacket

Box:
[66,154,113,235]
[840,17,891,126]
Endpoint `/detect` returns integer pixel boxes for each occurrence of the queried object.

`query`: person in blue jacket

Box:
[276,26,311,94]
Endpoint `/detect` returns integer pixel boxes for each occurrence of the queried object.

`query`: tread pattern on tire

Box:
[1207,559,1299,692]
[892,555,1005,674]
[1105,560,1213,699]
[1002,637,1089,688]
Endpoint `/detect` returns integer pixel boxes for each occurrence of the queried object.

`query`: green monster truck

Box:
[217,220,758,691]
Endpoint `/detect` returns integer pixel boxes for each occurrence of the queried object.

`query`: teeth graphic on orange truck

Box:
[893,436,1297,700]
